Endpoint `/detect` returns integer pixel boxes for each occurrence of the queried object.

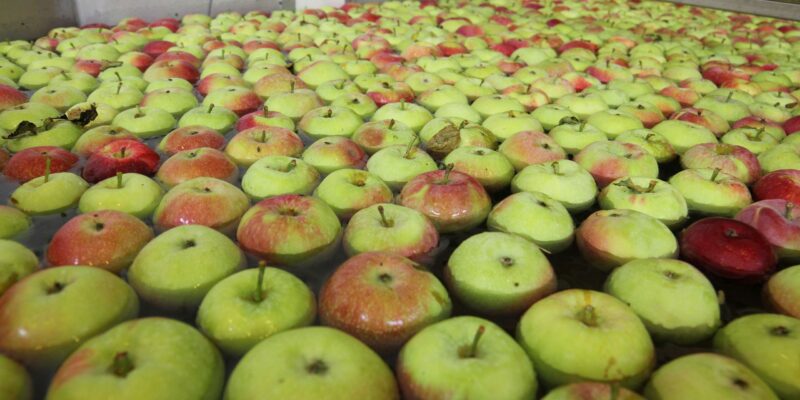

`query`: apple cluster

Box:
[1,0,800,399]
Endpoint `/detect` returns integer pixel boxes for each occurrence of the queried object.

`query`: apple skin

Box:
[3,146,78,182]
[575,141,659,188]
[604,258,721,345]
[499,130,567,171]
[681,143,762,185]
[736,199,800,262]
[680,217,778,283]
[46,210,153,273]
[577,209,678,271]
[225,326,399,400]
[399,169,492,234]
[196,267,316,357]
[0,240,38,297]
[541,382,644,400]
[47,317,224,400]
[0,206,31,240]
[0,353,32,400]
[516,289,655,389]
[129,224,244,311]
[153,177,250,233]
[764,265,800,319]
[237,194,341,267]
[644,353,778,400]
[155,148,238,188]
[713,313,800,399]
[82,139,160,184]
[397,316,537,400]
[445,231,556,316]
[319,252,451,354]
[753,169,800,205]
[0,266,139,371]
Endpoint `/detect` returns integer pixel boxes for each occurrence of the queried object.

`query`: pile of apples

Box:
[1,0,800,398]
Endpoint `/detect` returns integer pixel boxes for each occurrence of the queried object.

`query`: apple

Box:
[72,125,139,157]
[82,139,159,183]
[398,316,537,400]
[351,119,417,155]
[9,171,88,215]
[46,210,153,273]
[577,209,678,271]
[343,203,440,263]
[331,93,378,119]
[531,104,578,131]
[541,382,644,400]
[759,143,800,173]
[225,126,304,167]
[587,109,644,138]
[399,168,492,234]
[681,143,762,185]
[499,130,567,171]
[615,129,677,163]
[651,119,718,154]
[153,177,250,233]
[319,252,451,353]
[4,120,82,152]
[764,265,800,319]
[575,141,659,188]
[481,111,543,142]
[0,266,139,371]
[313,169,393,220]
[672,108,731,137]
[296,60,350,88]
[263,88,324,121]
[177,104,238,133]
[548,118,608,155]
[241,156,320,200]
[713,313,800,399]
[79,173,164,219]
[0,239,37,297]
[372,101,433,133]
[617,101,665,129]
[487,191,575,253]
[129,224,244,311]
[599,177,688,228]
[644,353,778,400]
[0,206,31,240]
[0,102,60,132]
[235,106,295,132]
[112,106,176,139]
[721,127,780,155]
[419,119,498,158]
[196,264,316,357]
[517,289,655,389]
[85,83,143,110]
[3,146,78,182]
[442,146,515,193]
[156,148,238,187]
[680,217,777,283]
[0,354,32,400]
[366,144,437,191]
[225,326,398,400]
[237,194,341,267]
[511,160,598,213]
[301,137,368,174]
[47,317,224,400]
[735,199,800,262]
[0,84,27,111]
[30,85,87,112]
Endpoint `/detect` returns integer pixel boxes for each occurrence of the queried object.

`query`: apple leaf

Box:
[427,124,460,159]
[5,121,39,140]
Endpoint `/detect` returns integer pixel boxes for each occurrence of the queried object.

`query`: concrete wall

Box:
[1,0,77,40]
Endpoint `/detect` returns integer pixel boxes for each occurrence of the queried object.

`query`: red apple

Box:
[143,60,200,83]
[142,40,175,58]
[46,210,154,273]
[754,169,800,204]
[680,217,777,283]
[82,139,160,183]
[0,84,27,111]
[736,199,800,261]
[4,146,78,182]
[785,116,800,135]
[681,143,761,185]
[153,177,250,233]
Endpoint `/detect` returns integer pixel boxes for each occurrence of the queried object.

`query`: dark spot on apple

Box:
[663,270,680,280]
[203,187,211,193]
[94,222,105,231]
[514,282,519,287]
[306,359,328,375]
[378,273,393,284]
[279,208,300,217]
[474,149,485,155]
[770,326,790,336]
[187,152,197,158]
[47,281,66,295]
[189,130,198,135]
[323,141,331,145]
[732,378,749,389]
[724,228,739,238]
[183,239,196,249]
[500,256,514,267]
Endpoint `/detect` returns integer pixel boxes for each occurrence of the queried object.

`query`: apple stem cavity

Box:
[377,205,394,228]
[770,326,790,336]
[44,155,51,183]
[324,108,333,118]
[253,261,267,303]
[578,305,599,327]
[110,352,134,378]
[460,325,486,359]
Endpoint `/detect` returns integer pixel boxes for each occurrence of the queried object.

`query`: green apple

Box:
[0,354,32,400]
[549,118,609,155]
[668,168,752,217]
[0,102,61,131]
[652,119,717,154]
[85,83,143,110]
[443,146,515,193]
[112,106,176,138]
[176,103,237,133]
[5,120,83,152]
[541,382,644,400]
[598,177,689,228]
[556,92,609,120]
[343,203,440,263]
[0,266,138,370]
[511,160,598,213]
[30,84,87,112]
[263,88,324,121]
[446,232,556,316]
[197,265,316,357]
[586,109,644,138]
[298,105,363,140]
[417,85,469,111]
[65,102,117,129]
[721,127,780,155]
[225,326,398,400]
[397,316,537,400]
[241,156,320,200]
[47,317,224,400]
[128,224,244,311]
[0,205,31,239]
[372,101,433,133]
[605,258,720,344]
[481,111,543,141]
[351,119,417,155]
[487,191,575,253]
[79,173,164,218]
[313,169,393,220]
[759,143,800,173]
[713,313,800,399]
[330,93,378,120]
[471,94,526,119]
[615,129,677,163]
[531,104,579,131]
[366,144,437,191]
[10,172,88,215]
[0,239,38,296]
[644,353,778,400]
[517,289,655,389]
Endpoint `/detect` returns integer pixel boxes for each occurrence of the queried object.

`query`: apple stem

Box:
[388,119,395,129]
[442,163,454,184]
[259,130,266,143]
[290,81,295,92]
[207,103,215,113]
[458,120,468,129]
[116,81,122,95]
[377,205,393,227]
[44,156,51,183]
[725,91,734,102]
[551,161,560,175]
[579,120,586,131]
[324,108,333,118]
[116,172,123,189]
[109,351,134,377]
[400,100,406,111]
[115,72,122,82]
[253,261,267,302]
[786,202,794,219]
[403,136,418,159]
[755,127,765,139]
[263,104,269,114]
[710,168,721,182]
[287,159,297,172]
[466,325,485,358]
[578,305,598,327]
